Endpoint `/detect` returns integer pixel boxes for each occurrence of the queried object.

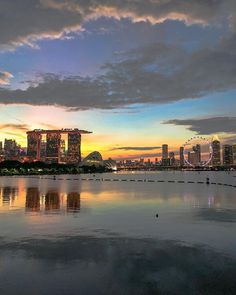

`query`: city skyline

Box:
[1,130,236,167]
[0,1,236,160]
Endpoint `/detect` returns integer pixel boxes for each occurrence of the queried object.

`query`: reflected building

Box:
[212,140,221,166]
[45,191,60,210]
[67,192,81,212]
[1,187,17,205]
[25,188,40,212]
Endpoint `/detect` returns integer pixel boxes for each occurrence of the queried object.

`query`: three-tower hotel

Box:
[27,129,92,164]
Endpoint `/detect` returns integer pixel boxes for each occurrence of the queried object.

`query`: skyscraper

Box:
[223,145,233,166]
[67,133,81,164]
[188,151,199,166]
[212,140,221,166]
[26,129,91,163]
[27,132,41,160]
[232,144,236,165]
[4,139,17,160]
[169,152,175,166]
[40,141,47,161]
[46,133,61,163]
[193,144,201,165]
[162,144,169,166]
[179,146,184,166]
[162,144,168,159]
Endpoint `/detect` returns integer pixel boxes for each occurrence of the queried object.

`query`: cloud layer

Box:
[0,35,236,110]
[112,146,161,151]
[163,117,236,135]
[0,0,236,50]
[0,71,13,85]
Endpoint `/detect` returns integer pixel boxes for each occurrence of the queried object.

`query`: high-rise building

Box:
[193,144,201,164]
[223,145,233,166]
[162,144,168,159]
[140,158,144,164]
[4,139,17,160]
[27,132,41,160]
[233,144,236,165]
[27,129,91,163]
[67,133,81,164]
[179,146,184,166]
[212,140,221,166]
[169,152,175,166]
[60,139,66,155]
[188,151,198,166]
[40,141,47,161]
[46,133,61,163]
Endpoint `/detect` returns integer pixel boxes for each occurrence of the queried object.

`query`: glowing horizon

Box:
[0,1,236,161]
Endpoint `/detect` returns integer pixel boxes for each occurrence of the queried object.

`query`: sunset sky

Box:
[0,0,236,160]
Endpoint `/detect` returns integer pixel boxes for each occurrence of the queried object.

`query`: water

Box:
[0,171,236,294]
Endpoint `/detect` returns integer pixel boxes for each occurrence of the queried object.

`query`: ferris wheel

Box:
[183,136,213,167]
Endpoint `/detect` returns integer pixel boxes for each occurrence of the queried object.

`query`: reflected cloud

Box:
[196,208,236,223]
[0,236,235,294]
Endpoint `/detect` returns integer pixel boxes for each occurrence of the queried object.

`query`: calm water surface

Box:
[0,171,236,294]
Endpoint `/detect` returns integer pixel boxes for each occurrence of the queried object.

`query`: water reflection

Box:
[45,191,60,211]
[0,235,235,295]
[0,187,18,205]
[25,187,81,214]
[67,192,81,213]
[25,188,40,212]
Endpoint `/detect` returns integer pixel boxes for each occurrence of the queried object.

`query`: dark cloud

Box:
[2,132,25,138]
[0,0,236,50]
[115,152,163,161]
[1,34,236,110]
[0,0,84,51]
[112,146,161,151]
[163,117,236,135]
[217,134,236,145]
[0,123,30,131]
[0,71,13,85]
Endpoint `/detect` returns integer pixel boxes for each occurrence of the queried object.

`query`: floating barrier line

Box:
[30,176,236,189]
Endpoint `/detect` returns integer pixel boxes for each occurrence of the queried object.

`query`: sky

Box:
[0,0,236,160]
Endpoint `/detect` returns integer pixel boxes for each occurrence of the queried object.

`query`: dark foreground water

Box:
[0,171,236,295]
